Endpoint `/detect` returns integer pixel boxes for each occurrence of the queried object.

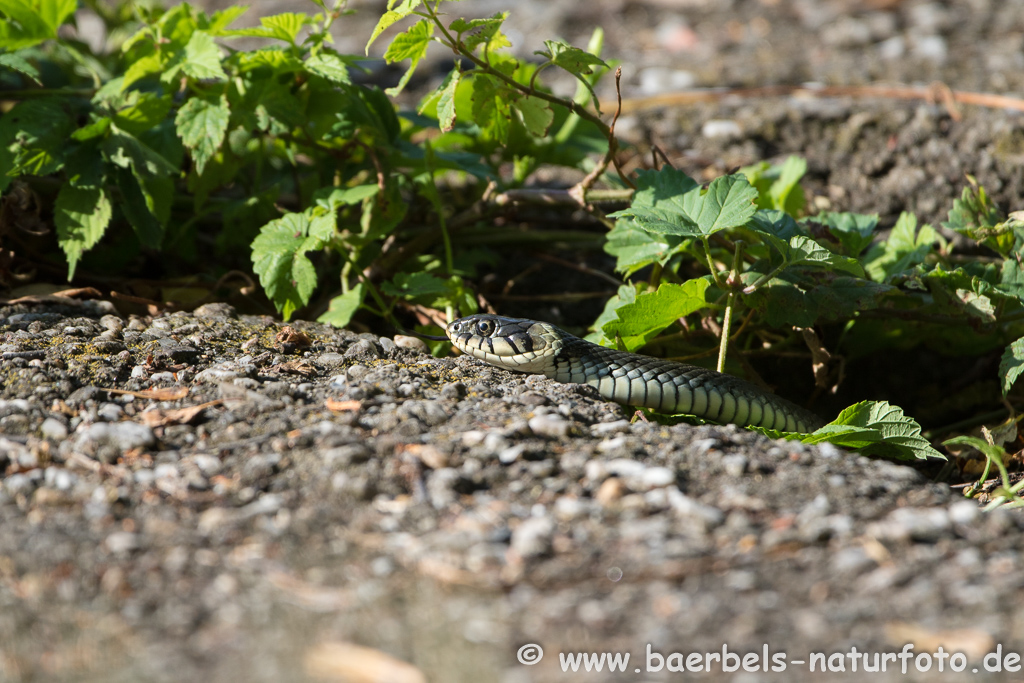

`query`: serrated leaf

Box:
[811,211,878,256]
[175,95,230,175]
[942,179,1006,253]
[258,12,307,44]
[55,185,112,280]
[749,209,800,240]
[535,40,607,109]
[122,52,164,90]
[365,0,420,54]
[774,234,864,276]
[0,97,74,177]
[821,400,943,460]
[436,65,460,132]
[864,212,938,282]
[0,52,40,84]
[181,30,227,81]
[510,92,553,137]
[103,128,177,178]
[611,172,757,238]
[0,0,71,49]
[318,283,367,329]
[1000,337,1024,396]
[113,167,164,248]
[585,284,639,344]
[204,5,248,34]
[113,93,172,136]
[305,52,351,84]
[604,220,679,276]
[313,184,379,211]
[251,211,327,320]
[451,12,509,54]
[601,279,709,352]
[383,18,433,97]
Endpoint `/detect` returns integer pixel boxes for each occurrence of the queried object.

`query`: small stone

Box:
[394,335,429,353]
[867,507,951,542]
[97,403,124,422]
[595,478,625,505]
[702,119,742,140]
[105,531,140,554]
[817,443,841,459]
[592,420,630,436]
[948,500,980,526]
[527,414,570,438]
[830,547,877,576]
[721,454,748,477]
[460,431,486,447]
[641,466,676,490]
[76,422,156,456]
[40,417,68,441]
[345,339,382,361]
[499,444,526,465]
[426,468,460,509]
[378,337,397,355]
[323,444,372,467]
[510,516,555,559]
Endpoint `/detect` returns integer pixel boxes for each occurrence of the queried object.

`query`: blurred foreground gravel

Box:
[1,301,1023,682]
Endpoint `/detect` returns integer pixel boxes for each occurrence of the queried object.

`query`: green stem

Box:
[700,236,726,289]
[742,261,788,295]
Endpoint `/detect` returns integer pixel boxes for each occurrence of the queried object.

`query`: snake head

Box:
[446,314,560,372]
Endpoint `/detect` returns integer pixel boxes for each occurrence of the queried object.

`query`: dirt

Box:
[4,0,1024,682]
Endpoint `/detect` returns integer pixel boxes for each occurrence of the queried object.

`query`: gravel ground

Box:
[5,0,1024,682]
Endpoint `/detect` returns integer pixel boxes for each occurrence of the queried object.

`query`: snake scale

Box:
[446,314,824,434]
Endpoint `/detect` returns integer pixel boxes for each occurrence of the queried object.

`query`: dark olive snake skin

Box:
[446,314,824,434]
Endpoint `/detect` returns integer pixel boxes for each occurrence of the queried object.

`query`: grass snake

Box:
[446,314,824,434]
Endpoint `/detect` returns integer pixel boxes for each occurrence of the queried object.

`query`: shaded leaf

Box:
[1000,337,1024,396]
[175,95,230,175]
[55,185,112,280]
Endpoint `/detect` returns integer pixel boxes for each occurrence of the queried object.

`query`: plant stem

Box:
[700,236,726,289]
[717,293,733,373]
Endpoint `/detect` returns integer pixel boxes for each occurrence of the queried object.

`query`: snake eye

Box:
[476,319,494,335]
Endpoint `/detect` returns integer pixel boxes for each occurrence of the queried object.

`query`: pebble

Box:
[75,422,156,454]
[394,335,428,353]
[527,414,570,438]
[867,507,952,542]
[510,516,555,559]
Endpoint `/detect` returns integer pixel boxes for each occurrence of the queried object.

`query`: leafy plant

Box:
[0,0,612,328]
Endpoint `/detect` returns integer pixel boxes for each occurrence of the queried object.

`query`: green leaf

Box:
[55,185,112,280]
[383,18,433,97]
[585,284,639,344]
[306,51,352,84]
[607,166,699,232]
[768,155,806,214]
[318,283,367,329]
[365,0,420,54]
[610,172,758,238]
[863,212,938,282]
[435,65,460,132]
[601,279,709,352]
[102,129,177,178]
[943,435,1007,464]
[175,95,230,175]
[749,209,800,240]
[0,51,40,84]
[604,220,680,277]
[510,92,553,137]
[219,12,308,43]
[818,401,943,460]
[811,211,878,257]
[942,178,1006,254]
[534,40,607,108]
[0,97,74,177]
[1000,337,1024,396]
[451,12,509,54]
[313,184,379,211]
[381,272,450,299]
[122,52,164,90]
[0,0,72,49]
[204,5,248,35]
[182,30,227,81]
[113,167,164,248]
[113,93,172,136]
[761,401,943,461]
[251,211,330,320]
[756,233,865,277]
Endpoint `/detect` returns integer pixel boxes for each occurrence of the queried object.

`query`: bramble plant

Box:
[3,0,1024,465]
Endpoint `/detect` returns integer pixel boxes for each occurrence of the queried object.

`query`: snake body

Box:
[446,314,824,433]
